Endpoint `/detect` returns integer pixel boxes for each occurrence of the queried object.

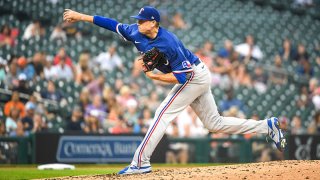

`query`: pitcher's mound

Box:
[55,160,320,180]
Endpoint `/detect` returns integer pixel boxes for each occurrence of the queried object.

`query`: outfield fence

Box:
[0,134,319,164]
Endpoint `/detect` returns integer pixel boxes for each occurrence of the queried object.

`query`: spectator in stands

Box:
[218,40,233,59]
[53,47,73,68]
[31,52,45,79]
[53,55,74,81]
[316,48,320,66]
[278,38,297,61]
[252,66,268,94]
[108,118,129,134]
[22,20,45,40]
[308,111,320,134]
[269,55,287,85]
[107,99,122,123]
[217,39,239,65]
[195,41,215,68]
[83,111,104,134]
[131,56,145,81]
[75,51,94,85]
[309,78,318,94]
[0,25,16,47]
[31,113,47,133]
[296,86,310,108]
[13,73,33,95]
[103,89,122,129]
[84,94,107,125]
[50,25,67,42]
[43,57,57,80]
[294,43,309,62]
[296,59,314,78]
[211,52,233,90]
[279,116,290,132]
[123,99,139,125]
[312,87,320,110]
[95,45,124,72]
[78,88,91,112]
[231,64,252,88]
[170,12,188,30]
[133,116,146,134]
[235,35,263,62]
[86,74,105,97]
[219,88,246,114]
[146,91,160,113]
[133,107,152,134]
[28,94,45,115]
[167,107,208,163]
[40,80,64,101]
[114,78,124,94]
[4,61,19,89]
[83,115,96,133]
[17,56,35,81]
[5,108,20,136]
[0,58,7,83]
[21,102,36,133]
[66,106,84,132]
[290,115,306,134]
[102,86,115,105]
[61,21,82,39]
[11,120,28,137]
[4,91,25,118]
[165,119,189,164]
[309,78,320,108]
[293,0,314,7]
[117,85,138,109]
[0,119,5,136]
[127,69,144,96]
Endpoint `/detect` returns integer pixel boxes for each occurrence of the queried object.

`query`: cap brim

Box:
[130,15,149,21]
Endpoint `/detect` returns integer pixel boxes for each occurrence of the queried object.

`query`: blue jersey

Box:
[116,24,198,74]
[93,16,199,83]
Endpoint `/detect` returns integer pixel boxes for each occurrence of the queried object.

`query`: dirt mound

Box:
[52,160,320,180]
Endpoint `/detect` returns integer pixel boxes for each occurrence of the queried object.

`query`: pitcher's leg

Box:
[190,88,268,134]
[131,82,203,167]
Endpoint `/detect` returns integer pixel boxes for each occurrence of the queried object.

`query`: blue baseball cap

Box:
[131,6,160,22]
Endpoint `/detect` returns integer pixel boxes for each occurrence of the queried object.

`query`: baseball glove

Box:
[142,47,166,72]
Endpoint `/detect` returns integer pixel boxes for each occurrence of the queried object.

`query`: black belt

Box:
[194,59,201,66]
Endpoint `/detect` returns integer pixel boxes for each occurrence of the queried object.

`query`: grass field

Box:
[0,164,227,180]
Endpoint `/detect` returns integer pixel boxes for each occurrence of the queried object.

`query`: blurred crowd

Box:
[1,1,320,163]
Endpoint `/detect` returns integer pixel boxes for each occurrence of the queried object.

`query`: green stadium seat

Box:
[1,0,319,128]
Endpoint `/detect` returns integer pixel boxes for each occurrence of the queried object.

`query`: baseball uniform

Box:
[92,6,278,169]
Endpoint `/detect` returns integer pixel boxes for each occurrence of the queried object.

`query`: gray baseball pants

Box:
[131,62,268,167]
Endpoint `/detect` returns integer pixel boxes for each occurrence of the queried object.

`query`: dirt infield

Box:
[52,160,319,180]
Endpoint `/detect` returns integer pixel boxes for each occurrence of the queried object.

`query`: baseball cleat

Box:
[118,165,152,175]
[267,117,287,152]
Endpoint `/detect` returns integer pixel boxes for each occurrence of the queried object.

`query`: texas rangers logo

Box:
[164,59,169,65]
[182,60,191,68]
[139,8,144,14]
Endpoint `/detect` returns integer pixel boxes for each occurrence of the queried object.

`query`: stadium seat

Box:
[1,0,319,129]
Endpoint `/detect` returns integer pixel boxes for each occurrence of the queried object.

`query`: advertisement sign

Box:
[289,135,320,160]
[56,136,143,163]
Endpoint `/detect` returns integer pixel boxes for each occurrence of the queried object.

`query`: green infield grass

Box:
[0,164,229,180]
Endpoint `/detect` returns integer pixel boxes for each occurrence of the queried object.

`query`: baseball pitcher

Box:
[63,6,286,175]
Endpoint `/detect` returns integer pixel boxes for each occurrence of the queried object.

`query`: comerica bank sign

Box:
[56,136,143,163]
